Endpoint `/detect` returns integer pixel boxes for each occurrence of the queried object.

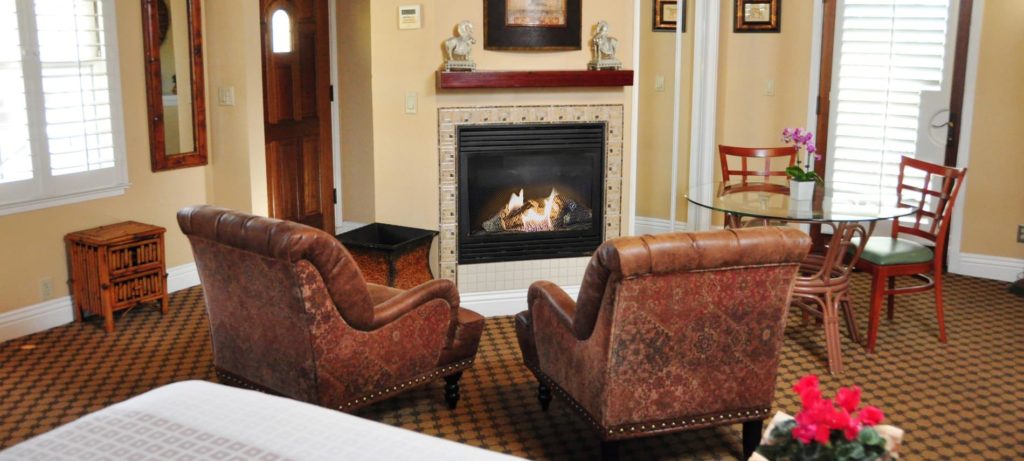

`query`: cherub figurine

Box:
[588,20,621,70]
[444,20,476,72]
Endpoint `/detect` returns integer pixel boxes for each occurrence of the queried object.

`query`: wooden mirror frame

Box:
[143,0,208,171]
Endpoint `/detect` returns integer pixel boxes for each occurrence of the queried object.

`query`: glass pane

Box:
[271,9,292,53]
[0,1,32,184]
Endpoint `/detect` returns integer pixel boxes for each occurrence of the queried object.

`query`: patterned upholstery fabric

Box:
[516,227,810,440]
[178,206,484,411]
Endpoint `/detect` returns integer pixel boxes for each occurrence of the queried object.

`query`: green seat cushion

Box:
[851,237,935,266]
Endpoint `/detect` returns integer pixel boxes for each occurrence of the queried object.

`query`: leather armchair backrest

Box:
[177,206,376,329]
[572,227,811,339]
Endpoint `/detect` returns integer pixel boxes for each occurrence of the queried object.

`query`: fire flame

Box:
[506,189,525,213]
[518,188,560,232]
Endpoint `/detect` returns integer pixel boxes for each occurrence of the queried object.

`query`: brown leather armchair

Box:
[515,227,811,460]
[178,206,484,411]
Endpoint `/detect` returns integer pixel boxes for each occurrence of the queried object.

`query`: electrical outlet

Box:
[218,86,235,106]
[40,277,53,300]
[1018,224,1024,243]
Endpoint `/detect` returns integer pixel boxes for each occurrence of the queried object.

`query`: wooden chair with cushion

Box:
[178,206,485,412]
[854,156,967,353]
[719,145,798,227]
[515,227,811,460]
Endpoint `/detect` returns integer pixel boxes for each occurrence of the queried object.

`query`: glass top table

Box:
[685,182,917,224]
[686,181,920,375]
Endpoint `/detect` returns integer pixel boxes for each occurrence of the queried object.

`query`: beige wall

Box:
[635,0,693,221]
[0,1,209,313]
[203,1,267,216]
[337,0,376,224]
[960,0,1024,259]
[361,0,635,230]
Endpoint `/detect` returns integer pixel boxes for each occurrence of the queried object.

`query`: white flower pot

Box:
[789,180,815,200]
[748,411,904,461]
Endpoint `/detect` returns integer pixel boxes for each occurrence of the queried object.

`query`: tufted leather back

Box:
[177,205,376,330]
[571,226,811,340]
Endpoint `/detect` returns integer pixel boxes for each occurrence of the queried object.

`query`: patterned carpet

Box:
[1,273,1022,460]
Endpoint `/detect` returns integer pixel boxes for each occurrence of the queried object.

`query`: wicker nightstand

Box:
[65,221,169,332]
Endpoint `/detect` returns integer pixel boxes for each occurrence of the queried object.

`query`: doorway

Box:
[260,0,334,232]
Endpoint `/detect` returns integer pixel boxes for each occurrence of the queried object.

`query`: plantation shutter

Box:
[828,0,950,195]
[0,0,126,214]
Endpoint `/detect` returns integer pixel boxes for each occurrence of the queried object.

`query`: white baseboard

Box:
[337,221,367,235]
[460,285,581,318]
[167,262,200,292]
[0,262,202,343]
[950,252,1024,283]
[0,296,74,344]
[633,216,688,235]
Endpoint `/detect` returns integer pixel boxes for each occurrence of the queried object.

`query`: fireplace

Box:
[457,123,605,264]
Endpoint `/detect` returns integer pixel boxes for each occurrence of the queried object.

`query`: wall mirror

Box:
[143,0,208,171]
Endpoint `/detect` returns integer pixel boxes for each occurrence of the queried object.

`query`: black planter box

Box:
[337,223,438,289]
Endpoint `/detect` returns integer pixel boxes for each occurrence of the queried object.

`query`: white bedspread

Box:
[1,380,523,460]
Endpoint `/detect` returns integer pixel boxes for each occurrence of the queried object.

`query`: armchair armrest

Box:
[370,279,460,330]
[527,281,578,337]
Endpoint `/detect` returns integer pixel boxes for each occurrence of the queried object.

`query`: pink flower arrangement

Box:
[755,374,893,460]
[781,128,823,183]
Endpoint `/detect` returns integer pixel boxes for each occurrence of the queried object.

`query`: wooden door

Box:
[260,0,334,232]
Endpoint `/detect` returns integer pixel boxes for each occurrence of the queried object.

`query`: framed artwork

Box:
[734,0,780,33]
[653,0,685,32]
[484,0,582,50]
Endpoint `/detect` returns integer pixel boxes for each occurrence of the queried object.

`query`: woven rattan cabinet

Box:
[65,222,169,332]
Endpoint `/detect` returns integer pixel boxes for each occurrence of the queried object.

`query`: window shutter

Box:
[829,0,950,196]
[0,0,126,213]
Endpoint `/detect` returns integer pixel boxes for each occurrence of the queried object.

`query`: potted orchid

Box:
[751,375,903,461]
[782,128,822,200]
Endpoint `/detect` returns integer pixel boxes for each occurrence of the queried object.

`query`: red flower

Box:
[793,374,822,407]
[858,406,885,426]
[835,386,861,413]
[843,419,863,441]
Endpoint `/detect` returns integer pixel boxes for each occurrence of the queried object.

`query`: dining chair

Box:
[718,145,798,227]
[854,156,967,353]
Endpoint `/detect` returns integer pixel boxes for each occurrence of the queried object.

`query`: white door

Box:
[826,0,960,194]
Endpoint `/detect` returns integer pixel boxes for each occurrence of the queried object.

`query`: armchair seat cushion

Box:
[854,237,934,266]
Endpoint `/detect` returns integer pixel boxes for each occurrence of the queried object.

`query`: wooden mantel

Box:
[436,70,634,90]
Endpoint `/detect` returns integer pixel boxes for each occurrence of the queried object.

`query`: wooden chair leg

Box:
[743,420,764,460]
[822,293,844,375]
[840,298,860,344]
[866,270,886,354]
[934,271,947,343]
[886,276,896,320]
[443,371,464,409]
[538,382,552,411]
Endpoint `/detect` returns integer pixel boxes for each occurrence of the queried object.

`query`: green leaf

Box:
[835,442,866,461]
[857,427,884,447]
[785,165,805,179]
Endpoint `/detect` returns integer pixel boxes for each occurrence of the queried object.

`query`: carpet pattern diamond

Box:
[1,273,1021,460]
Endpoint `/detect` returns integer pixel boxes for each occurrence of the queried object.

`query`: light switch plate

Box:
[218,86,235,106]
[655,75,665,92]
[405,91,418,114]
[765,79,775,96]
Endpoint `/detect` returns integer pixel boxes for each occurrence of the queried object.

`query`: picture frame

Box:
[734,0,780,33]
[653,0,685,33]
[484,0,581,50]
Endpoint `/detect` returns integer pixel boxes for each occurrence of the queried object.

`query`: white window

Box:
[826,0,955,196]
[0,0,127,216]
[271,9,292,54]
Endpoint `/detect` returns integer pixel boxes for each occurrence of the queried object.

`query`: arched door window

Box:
[271,9,292,53]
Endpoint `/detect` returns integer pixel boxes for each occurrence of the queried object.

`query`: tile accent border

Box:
[437,104,626,283]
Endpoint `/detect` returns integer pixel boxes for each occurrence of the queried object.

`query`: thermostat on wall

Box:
[398,5,421,30]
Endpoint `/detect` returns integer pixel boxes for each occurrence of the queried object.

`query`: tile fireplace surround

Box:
[437,104,625,298]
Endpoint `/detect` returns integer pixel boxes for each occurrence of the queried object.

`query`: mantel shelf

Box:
[436,70,634,89]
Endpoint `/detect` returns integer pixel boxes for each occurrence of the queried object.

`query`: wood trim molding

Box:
[436,70,634,89]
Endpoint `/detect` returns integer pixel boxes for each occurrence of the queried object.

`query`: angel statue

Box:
[443,20,476,71]
[588,20,621,71]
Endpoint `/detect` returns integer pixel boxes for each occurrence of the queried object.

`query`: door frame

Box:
[328,0,342,233]
[806,0,980,266]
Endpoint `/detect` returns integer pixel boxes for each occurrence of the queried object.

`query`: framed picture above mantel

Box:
[734,0,781,33]
[484,0,582,50]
